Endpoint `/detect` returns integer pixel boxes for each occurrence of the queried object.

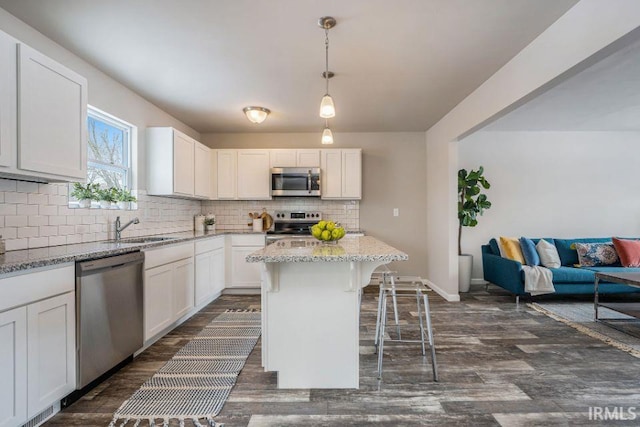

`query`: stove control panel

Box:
[273,211,323,222]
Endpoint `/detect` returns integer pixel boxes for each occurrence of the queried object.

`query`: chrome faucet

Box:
[115,216,139,241]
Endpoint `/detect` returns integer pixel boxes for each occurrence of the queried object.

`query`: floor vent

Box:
[22,404,55,427]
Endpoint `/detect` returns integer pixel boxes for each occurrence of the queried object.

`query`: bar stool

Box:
[371,266,402,343]
[376,275,438,382]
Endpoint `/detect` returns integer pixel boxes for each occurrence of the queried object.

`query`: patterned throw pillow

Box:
[574,242,619,267]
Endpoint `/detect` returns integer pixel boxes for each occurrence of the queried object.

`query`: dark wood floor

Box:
[44,286,640,426]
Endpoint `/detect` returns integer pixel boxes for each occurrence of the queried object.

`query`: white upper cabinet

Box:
[194,143,211,199]
[297,149,320,167]
[270,149,320,168]
[237,150,271,200]
[216,149,237,199]
[0,30,16,170]
[147,127,212,199]
[321,149,362,200]
[18,44,87,181]
[0,30,88,183]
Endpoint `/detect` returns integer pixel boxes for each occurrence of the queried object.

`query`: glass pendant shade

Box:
[319,95,336,118]
[243,106,270,124]
[321,126,334,144]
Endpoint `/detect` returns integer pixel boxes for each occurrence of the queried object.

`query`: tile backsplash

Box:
[0,178,360,251]
[201,199,359,231]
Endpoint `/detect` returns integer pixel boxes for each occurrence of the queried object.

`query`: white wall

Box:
[426,1,640,301]
[459,130,640,279]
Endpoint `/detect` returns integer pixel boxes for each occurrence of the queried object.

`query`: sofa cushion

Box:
[519,237,540,266]
[584,266,640,274]
[554,238,612,266]
[575,242,620,267]
[499,236,525,264]
[489,238,501,256]
[548,266,596,284]
[536,239,561,268]
[612,237,640,267]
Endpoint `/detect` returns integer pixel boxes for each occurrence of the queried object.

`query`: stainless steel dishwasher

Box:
[75,251,144,389]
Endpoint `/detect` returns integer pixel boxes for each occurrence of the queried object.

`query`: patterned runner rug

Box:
[108,309,261,427]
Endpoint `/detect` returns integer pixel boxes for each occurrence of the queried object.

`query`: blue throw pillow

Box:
[519,237,540,266]
[489,238,500,256]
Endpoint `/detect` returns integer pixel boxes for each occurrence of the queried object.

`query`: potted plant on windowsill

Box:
[71,182,99,208]
[97,187,117,209]
[115,188,137,210]
[458,166,491,293]
[204,217,216,232]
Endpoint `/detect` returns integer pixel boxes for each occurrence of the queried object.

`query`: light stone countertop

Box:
[246,236,408,263]
[0,229,264,275]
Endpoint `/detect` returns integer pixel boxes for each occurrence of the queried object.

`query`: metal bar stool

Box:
[376,275,438,382]
[372,267,402,344]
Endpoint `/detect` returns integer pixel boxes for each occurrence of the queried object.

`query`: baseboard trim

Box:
[424,279,460,302]
[471,278,488,285]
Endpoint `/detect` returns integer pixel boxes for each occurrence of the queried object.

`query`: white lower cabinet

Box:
[26,292,75,418]
[228,235,265,289]
[0,307,27,427]
[195,238,225,306]
[0,264,75,427]
[144,242,196,341]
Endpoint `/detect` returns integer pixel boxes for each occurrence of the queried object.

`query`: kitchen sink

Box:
[106,236,180,244]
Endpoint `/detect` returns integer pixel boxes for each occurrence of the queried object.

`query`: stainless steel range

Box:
[266,210,322,243]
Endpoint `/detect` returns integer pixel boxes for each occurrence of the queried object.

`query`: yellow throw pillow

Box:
[499,236,526,264]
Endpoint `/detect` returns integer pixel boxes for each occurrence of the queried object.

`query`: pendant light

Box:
[321,120,334,145]
[319,17,336,118]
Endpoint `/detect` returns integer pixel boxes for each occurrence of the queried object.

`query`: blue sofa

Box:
[481,237,640,297]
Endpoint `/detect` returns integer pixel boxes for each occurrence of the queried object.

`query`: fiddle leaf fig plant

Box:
[458,166,491,256]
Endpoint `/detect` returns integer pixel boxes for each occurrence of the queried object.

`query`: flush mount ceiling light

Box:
[243,106,270,124]
[319,16,336,119]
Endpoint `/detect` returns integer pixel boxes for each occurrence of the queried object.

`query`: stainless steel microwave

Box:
[271,167,321,197]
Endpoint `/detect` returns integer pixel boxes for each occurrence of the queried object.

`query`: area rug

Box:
[108,309,261,427]
[528,302,640,358]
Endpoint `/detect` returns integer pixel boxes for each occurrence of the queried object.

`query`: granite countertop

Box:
[246,236,408,263]
[0,229,264,275]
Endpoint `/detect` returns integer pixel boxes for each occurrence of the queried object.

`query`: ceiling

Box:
[484,35,640,132]
[0,0,577,133]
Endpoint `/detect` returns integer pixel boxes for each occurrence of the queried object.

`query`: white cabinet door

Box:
[0,307,27,427]
[237,150,271,200]
[270,149,297,167]
[17,44,87,180]
[297,149,320,167]
[212,247,225,295]
[173,257,194,320]
[230,246,263,288]
[209,150,218,200]
[0,31,16,169]
[342,149,362,199]
[173,131,195,196]
[194,142,211,199]
[217,150,237,199]
[321,150,343,199]
[195,251,213,306]
[26,292,75,418]
[144,264,174,341]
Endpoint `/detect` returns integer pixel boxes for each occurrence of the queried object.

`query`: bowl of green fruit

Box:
[310,220,346,243]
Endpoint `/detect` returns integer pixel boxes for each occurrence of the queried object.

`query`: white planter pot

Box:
[99,200,112,209]
[458,254,473,293]
[78,199,91,209]
[117,201,129,210]
[205,225,215,232]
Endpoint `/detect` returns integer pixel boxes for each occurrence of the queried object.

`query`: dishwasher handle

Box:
[76,251,144,276]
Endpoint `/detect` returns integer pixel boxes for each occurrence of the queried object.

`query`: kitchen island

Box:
[246,236,408,389]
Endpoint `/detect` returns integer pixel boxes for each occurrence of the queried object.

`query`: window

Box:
[87,106,132,189]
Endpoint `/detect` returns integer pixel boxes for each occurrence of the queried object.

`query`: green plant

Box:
[71,182,100,200]
[204,217,216,226]
[96,187,118,203]
[115,188,137,202]
[458,166,491,256]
